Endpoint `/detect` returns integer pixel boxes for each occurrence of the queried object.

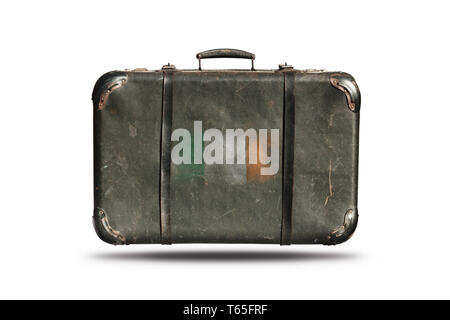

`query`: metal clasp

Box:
[278,62,294,70]
[162,63,176,70]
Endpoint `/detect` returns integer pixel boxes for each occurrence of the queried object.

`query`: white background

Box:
[1,0,449,299]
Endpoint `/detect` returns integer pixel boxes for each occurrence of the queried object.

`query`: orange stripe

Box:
[246,135,273,183]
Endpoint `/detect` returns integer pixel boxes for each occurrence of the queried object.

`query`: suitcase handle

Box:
[196,48,255,70]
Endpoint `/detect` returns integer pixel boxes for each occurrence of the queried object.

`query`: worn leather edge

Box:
[92,207,126,245]
[330,73,361,112]
[324,208,358,245]
[92,71,128,110]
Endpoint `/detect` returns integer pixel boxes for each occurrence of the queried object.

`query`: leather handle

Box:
[196,48,255,70]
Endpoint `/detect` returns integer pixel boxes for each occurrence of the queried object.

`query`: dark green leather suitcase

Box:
[93,49,360,245]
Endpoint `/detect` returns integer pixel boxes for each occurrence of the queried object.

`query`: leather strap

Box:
[160,71,174,244]
[281,71,295,245]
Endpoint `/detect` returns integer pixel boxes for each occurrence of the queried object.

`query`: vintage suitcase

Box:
[92,49,360,245]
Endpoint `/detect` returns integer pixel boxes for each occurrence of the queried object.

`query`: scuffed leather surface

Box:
[170,72,283,243]
[291,72,359,244]
[93,69,359,245]
[94,71,163,244]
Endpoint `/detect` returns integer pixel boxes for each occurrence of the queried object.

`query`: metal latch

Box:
[162,63,176,70]
[278,62,294,70]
